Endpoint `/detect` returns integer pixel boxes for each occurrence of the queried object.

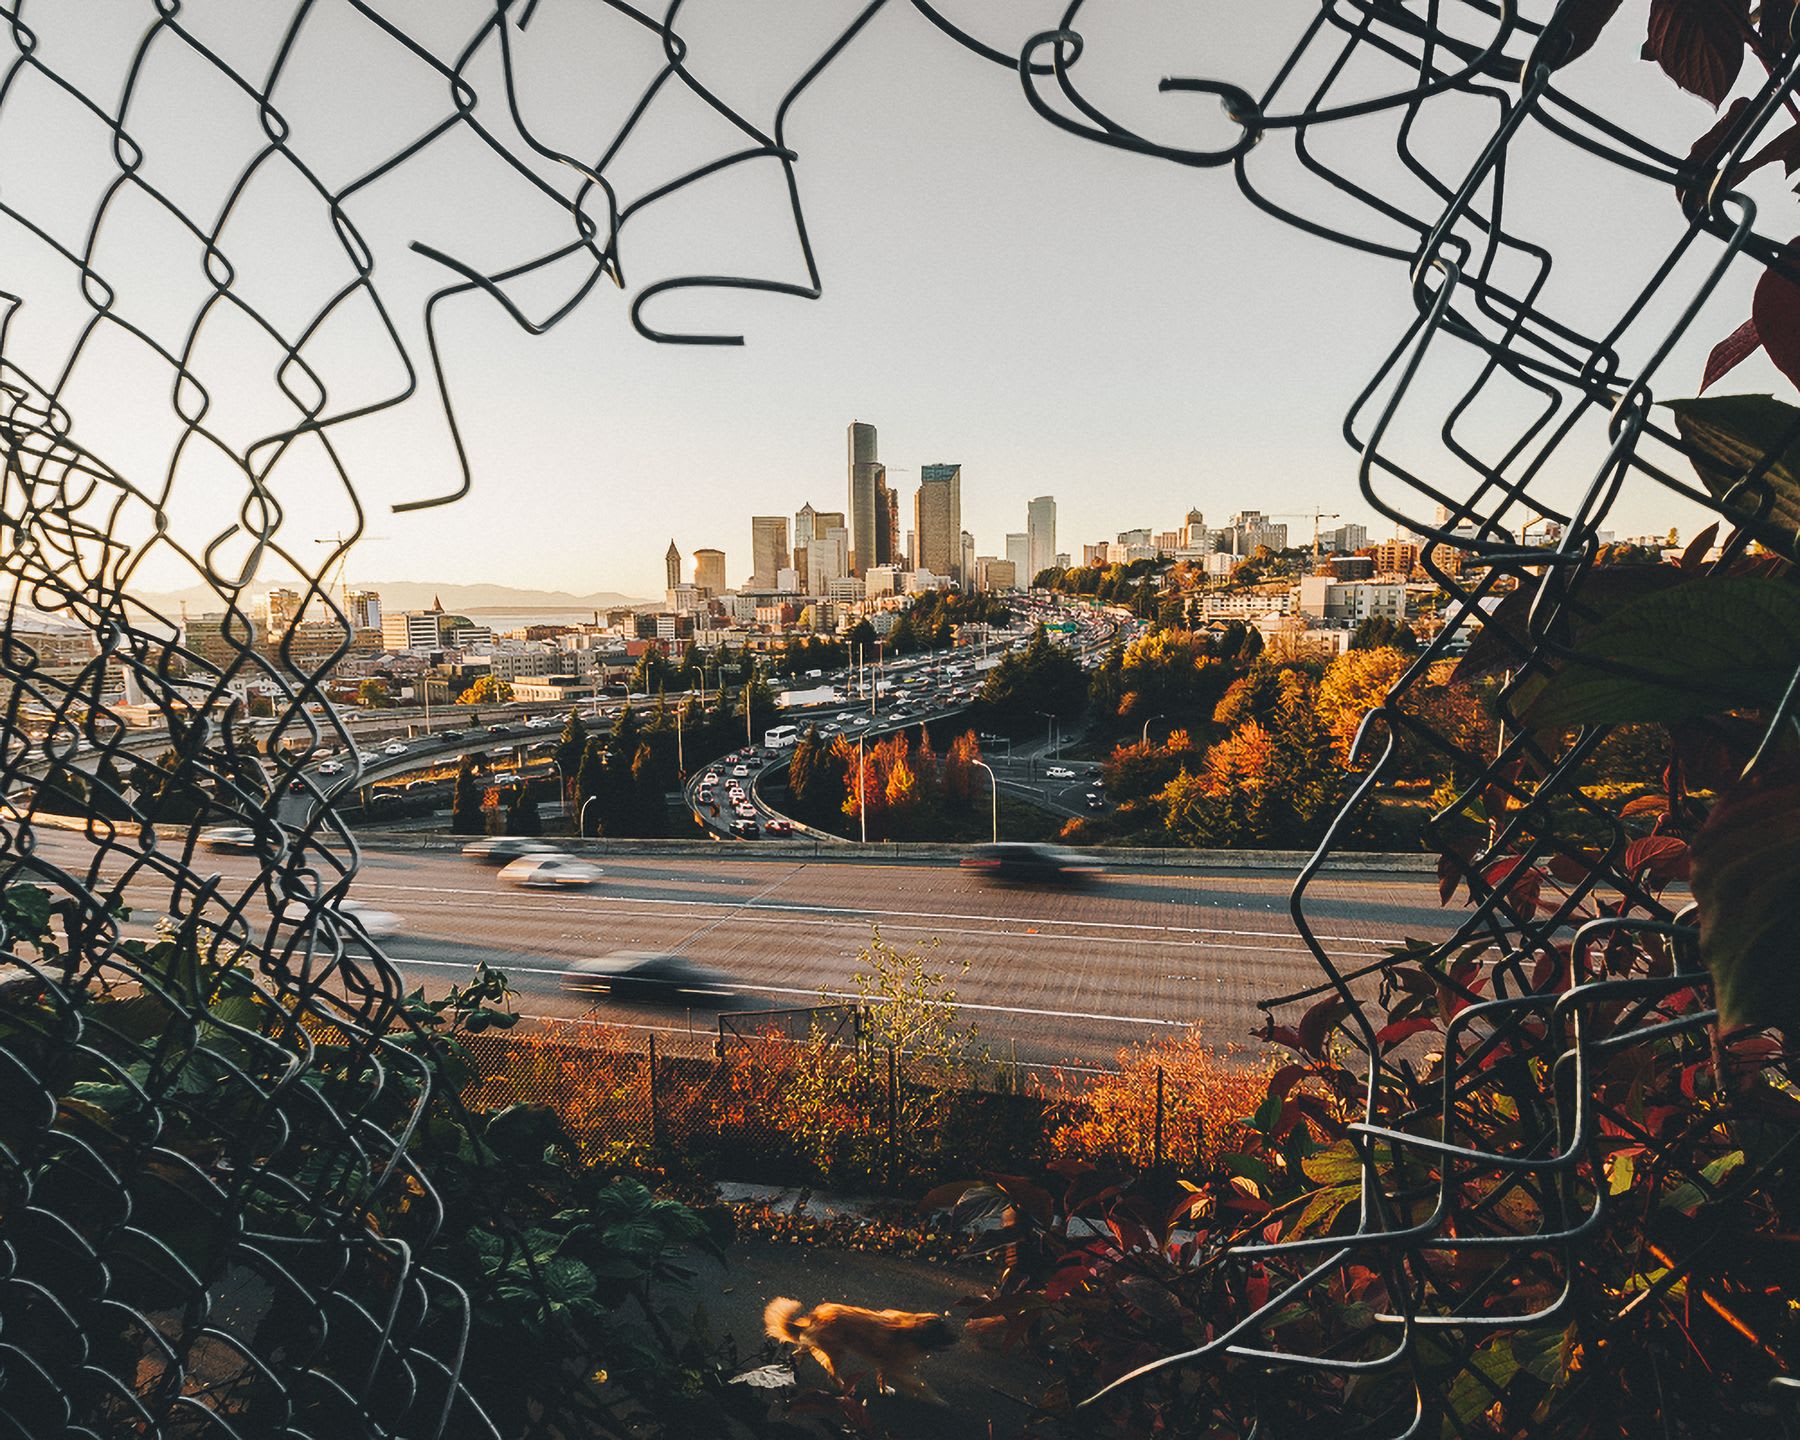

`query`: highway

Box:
[19,828,1452,1068]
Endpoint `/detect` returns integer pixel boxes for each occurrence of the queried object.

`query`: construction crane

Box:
[1270,511,1342,561]
[314,530,388,616]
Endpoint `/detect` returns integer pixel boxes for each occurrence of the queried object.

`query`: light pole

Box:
[1141,712,1170,747]
[579,796,596,837]
[675,702,685,777]
[972,758,998,843]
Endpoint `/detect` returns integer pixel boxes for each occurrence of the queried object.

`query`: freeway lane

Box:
[17,832,1455,1066]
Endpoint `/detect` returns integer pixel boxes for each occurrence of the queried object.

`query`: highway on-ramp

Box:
[20,829,1455,1068]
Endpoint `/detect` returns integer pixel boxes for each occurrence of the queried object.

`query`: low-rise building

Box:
[1297,576,1407,624]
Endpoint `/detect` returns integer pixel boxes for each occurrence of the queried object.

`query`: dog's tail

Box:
[764,1296,810,1346]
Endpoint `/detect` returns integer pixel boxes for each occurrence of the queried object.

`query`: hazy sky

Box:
[3,1,1790,600]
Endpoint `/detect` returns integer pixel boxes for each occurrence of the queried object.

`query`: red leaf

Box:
[1644,0,1750,106]
[1547,848,1602,883]
[1374,1016,1440,1051]
[1620,793,1670,817]
[1679,97,1754,214]
[1679,521,1720,570]
[1702,316,1761,390]
[1437,849,1469,906]
[1624,834,1691,881]
[1753,238,1800,392]
[1297,995,1349,1058]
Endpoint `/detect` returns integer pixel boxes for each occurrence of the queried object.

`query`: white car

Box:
[525,716,554,729]
[1046,765,1075,780]
[731,764,750,777]
[702,772,720,786]
[199,825,257,852]
[318,760,345,776]
[339,898,403,937]
[499,854,604,888]
[734,804,756,819]
[382,741,409,756]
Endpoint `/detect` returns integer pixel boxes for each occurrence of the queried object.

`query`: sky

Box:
[3,1,1794,601]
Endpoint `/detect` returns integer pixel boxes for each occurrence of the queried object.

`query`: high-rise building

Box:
[345,589,382,631]
[264,587,303,638]
[664,540,681,591]
[693,548,727,595]
[976,557,1017,590]
[1027,496,1057,583]
[960,530,975,589]
[848,422,881,576]
[750,516,789,590]
[1005,532,1029,577]
[915,462,962,582]
[806,527,849,596]
[1181,508,1207,550]
[883,484,900,569]
[793,503,819,590]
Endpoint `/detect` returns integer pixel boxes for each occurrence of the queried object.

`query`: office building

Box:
[961,530,975,588]
[1220,511,1289,556]
[693,548,727,595]
[915,462,962,582]
[806,526,850,596]
[847,421,885,576]
[345,589,383,632]
[382,611,446,653]
[664,540,681,592]
[1082,543,1108,568]
[794,503,819,589]
[1005,532,1029,577]
[977,557,1017,590]
[865,565,899,599]
[1322,522,1369,554]
[1181,508,1207,550]
[1027,496,1056,582]
[264,588,303,639]
[750,516,790,590]
[884,486,900,569]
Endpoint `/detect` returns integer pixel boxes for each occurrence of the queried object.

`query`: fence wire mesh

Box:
[0,1,1796,1437]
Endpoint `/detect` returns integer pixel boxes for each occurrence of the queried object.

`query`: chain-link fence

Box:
[459,1012,1269,1192]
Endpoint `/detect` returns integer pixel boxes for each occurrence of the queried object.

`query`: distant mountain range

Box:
[128,581,648,615]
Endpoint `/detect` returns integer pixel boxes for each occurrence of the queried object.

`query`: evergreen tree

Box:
[575,737,609,836]
[629,742,668,837]
[555,708,588,809]
[505,784,541,836]
[451,753,484,834]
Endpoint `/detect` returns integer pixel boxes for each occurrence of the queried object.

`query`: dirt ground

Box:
[694,1241,1054,1439]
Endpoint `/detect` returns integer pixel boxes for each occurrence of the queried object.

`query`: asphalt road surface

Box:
[20,827,1458,1067]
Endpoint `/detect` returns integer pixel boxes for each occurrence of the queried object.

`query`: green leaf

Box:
[1300,1141,1364,1188]
[1690,770,1800,1033]
[541,1256,597,1307]
[1528,577,1800,726]
[1667,395,1800,560]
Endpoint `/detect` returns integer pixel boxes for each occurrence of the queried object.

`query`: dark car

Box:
[730,818,759,838]
[960,842,1101,885]
[486,724,511,735]
[437,729,463,741]
[1085,791,1106,810]
[286,778,308,795]
[462,836,559,864]
[560,952,738,1007]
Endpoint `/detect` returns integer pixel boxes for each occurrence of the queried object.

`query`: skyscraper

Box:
[960,530,975,589]
[915,463,961,582]
[883,485,900,569]
[664,540,681,591]
[1027,496,1057,583]
[693,548,727,595]
[793,503,818,590]
[847,422,881,576]
[750,516,789,590]
[1005,532,1029,577]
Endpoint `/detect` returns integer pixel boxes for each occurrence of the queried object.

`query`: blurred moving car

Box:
[199,825,257,852]
[960,842,1101,885]
[382,741,409,756]
[463,836,560,864]
[500,854,603,887]
[560,952,737,1006]
[339,898,403,937]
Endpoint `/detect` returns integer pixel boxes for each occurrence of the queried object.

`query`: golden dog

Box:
[764,1296,955,1400]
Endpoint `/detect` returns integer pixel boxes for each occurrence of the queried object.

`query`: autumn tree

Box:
[1315,646,1410,764]
[457,674,514,706]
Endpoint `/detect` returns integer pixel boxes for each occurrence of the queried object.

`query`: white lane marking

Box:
[351,881,1404,949]
[386,954,1196,1029]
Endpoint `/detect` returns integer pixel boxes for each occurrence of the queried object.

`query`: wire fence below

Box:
[460,1018,1271,1193]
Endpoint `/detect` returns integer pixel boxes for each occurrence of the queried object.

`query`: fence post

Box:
[886,1044,898,1189]
[1153,1065,1164,1170]
[647,1032,660,1155]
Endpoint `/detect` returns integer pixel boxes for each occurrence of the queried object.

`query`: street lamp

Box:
[1036,710,1059,762]
[579,796,597,837]
[1141,712,1170,747]
[972,758,998,844]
